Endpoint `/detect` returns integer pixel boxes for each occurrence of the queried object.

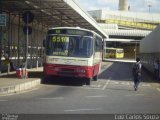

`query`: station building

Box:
[88,9,160,59]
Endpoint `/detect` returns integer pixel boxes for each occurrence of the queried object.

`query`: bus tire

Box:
[42,75,50,84]
[41,78,47,84]
[93,75,98,81]
[85,78,91,85]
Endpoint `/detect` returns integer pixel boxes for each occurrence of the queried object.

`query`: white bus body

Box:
[43,27,103,85]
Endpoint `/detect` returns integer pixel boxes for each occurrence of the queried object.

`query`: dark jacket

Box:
[133,61,142,76]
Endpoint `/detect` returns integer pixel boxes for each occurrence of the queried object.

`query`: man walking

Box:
[154,59,159,80]
[132,58,142,91]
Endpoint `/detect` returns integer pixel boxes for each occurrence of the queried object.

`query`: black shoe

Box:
[134,87,137,91]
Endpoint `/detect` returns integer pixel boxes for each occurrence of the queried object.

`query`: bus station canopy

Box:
[106,38,140,43]
[1,0,108,38]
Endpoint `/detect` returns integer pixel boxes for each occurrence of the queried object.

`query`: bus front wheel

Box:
[85,78,91,85]
[42,75,50,84]
[93,75,98,81]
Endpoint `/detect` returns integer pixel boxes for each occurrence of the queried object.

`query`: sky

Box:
[75,0,160,13]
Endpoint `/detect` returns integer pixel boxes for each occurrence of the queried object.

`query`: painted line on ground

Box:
[124,82,130,85]
[84,84,101,88]
[102,79,110,90]
[85,95,107,98]
[0,87,40,97]
[39,97,64,100]
[157,88,160,92]
[83,87,102,90]
[141,84,151,87]
[125,94,144,97]
[0,100,8,102]
[64,108,102,112]
[90,84,101,88]
[111,81,119,84]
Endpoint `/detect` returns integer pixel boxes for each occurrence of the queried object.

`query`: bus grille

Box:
[57,68,76,76]
[61,68,74,72]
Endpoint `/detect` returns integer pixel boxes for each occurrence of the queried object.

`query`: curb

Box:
[0,79,41,95]
[0,71,16,77]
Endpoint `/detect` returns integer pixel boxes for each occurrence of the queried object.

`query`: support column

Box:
[7,12,11,74]
[41,24,44,67]
[134,42,137,60]
[30,22,34,69]
[17,13,21,67]
[25,14,29,78]
[0,0,2,74]
[36,24,39,69]
[0,24,2,74]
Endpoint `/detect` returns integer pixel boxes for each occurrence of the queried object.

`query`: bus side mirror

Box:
[43,39,46,47]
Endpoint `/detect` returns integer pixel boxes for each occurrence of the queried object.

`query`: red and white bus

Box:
[43,27,103,85]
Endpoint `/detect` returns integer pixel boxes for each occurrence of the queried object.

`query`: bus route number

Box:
[52,36,69,43]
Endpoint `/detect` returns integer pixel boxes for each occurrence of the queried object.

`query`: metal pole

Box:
[17,13,20,67]
[36,24,39,69]
[25,14,29,78]
[8,13,10,61]
[0,26,2,74]
[0,0,2,74]
[30,22,34,69]
[7,13,11,74]
[135,42,137,60]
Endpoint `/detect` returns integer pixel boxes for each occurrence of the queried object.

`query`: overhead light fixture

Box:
[25,1,30,4]
[46,12,51,15]
[41,9,45,12]
[33,5,39,9]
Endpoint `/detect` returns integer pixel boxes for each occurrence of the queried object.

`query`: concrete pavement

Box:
[0,62,160,114]
[0,68,43,95]
[0,61,159,97]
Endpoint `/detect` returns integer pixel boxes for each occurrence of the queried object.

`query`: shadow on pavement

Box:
[99,62,160,84]
[1,62,159,87]
[42,76,85,87]
[106,87,134,92]
[99,62,133,81]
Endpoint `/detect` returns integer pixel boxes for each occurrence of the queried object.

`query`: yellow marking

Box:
[105,19,158,30]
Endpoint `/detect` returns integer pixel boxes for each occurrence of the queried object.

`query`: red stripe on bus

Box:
[43,63,99,78]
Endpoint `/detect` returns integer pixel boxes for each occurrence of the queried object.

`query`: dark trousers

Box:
[134,75,141,88]
[154,69,159,80]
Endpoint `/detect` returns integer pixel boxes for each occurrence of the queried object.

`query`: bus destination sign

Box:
[48,29,93,36]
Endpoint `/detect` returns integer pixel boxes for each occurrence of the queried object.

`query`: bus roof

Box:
[48,27,103,38]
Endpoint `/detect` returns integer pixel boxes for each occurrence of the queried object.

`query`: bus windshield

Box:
[46,35,93,58]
